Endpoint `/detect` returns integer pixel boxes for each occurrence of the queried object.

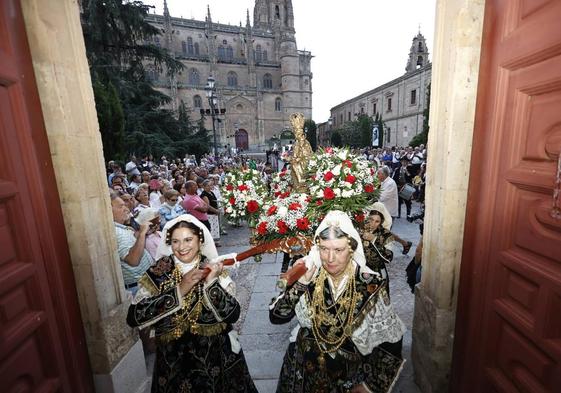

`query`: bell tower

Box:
[405,30,430,72]
[253,0,294,32]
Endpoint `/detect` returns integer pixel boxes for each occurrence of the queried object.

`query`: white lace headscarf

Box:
[366,202,392,230]
[304,210,376,276]
[155,214,218,261]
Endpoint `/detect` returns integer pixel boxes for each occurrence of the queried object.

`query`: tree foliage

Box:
[82,0,210,160]
[331,131,343,147]
[304,119,318,151]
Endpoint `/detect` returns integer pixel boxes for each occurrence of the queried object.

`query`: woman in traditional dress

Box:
[127,214,257,393]
[361,202,395,295]
[270,210,405,393]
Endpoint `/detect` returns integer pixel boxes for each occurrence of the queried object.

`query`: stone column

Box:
[20,1,148,392]
[411,1,485,392]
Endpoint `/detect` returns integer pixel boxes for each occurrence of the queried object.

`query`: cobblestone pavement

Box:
[145,203,424,393]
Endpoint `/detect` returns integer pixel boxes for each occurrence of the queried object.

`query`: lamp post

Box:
[205,76,219,160]
[327,117,333,146]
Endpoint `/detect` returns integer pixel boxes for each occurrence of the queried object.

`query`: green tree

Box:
[304,119,318,151]
[409,83,431,147]
[82,0,192,161]
[331,131,343,147]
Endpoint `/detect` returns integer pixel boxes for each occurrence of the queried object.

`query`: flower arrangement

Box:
[306,147,380,223]
[221,168,267,225]
[269,169,292,198]
[254,192,317,241]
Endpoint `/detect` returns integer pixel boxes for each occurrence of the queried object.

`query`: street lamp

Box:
[204,76,218,160]
[327,117,333,146]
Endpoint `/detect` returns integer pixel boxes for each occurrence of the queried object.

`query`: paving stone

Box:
[244,349,286,379]
[248,291,280,311]
[252,275,281,293]
[253,378,278,393]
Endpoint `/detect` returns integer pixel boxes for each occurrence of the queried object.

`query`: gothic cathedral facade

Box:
[145,0,313,152]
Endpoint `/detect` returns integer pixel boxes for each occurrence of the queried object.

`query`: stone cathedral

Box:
[145,0,313,152]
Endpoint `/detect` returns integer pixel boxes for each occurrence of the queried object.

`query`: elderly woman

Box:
[270,211,405,393]
[127,215,257,393]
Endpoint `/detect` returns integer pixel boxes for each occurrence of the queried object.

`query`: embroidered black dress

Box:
[270,269,404,393]
[362,228,394,294]
[127,256,257,393]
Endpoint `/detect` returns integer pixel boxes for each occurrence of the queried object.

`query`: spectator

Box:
[159,189,186,228]
[135,208,162,260]
[110,191,153,296]
[181,180,211,231]
[149,178,163,209]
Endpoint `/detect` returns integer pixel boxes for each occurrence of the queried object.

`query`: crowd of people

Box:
[107,144,427,392]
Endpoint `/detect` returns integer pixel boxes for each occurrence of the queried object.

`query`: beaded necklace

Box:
[309,260,359,357]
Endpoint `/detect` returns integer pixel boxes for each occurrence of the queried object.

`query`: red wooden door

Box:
[236,129,249,150]
[0,1,93,392]
[452,1,561,391]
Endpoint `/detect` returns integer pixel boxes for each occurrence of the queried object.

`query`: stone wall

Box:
[20,0,148,392]
[411,0,485,392]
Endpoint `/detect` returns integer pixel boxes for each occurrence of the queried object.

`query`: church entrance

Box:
[0,1,93,391]
[235,129,249,151]
[451,0,561,390]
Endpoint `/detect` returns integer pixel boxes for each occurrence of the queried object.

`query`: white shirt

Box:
[379,177,399,217]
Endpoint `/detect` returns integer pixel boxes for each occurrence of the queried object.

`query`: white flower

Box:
[342,189,353,198]
[337,150,348,160]
[278,206,288,217]
[332,164,341,176]
[334,188,341,197]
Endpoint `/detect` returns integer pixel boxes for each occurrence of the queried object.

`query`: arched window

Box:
[255,45,262,63]
[417,56,423,66]
[262,50,268,62]
[188,68,200,85]
[193,95,202,108]
[194,42,200,55]
[226,46,234,61]
[275,97,282,112]
[218,45,225,60]
[181,41,187,55]
[418,42,423,52]
[187,37,194,55]
[227,71,238,87]
[275,5,280,19]
[284,5,288,26]
[263,73,273,89]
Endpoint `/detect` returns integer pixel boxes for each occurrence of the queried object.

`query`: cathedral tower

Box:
[405,31,430,73]
[253,0,294,32]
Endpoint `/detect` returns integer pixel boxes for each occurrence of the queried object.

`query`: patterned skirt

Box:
[151,330,257,393]
[276,328,404,393]
[208,214,220,240]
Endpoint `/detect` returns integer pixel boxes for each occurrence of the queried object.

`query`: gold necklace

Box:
[310,261,359,355]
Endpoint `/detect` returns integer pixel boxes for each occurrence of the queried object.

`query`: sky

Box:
[142,0,436,123]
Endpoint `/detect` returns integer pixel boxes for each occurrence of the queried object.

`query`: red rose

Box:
[288,202,302,211]
[364,184,374,193]
[305,195,312,202]
[226,184,234,191]
[237,184,249,192]
[354,213,365,223]
[267,205,278,216]
[370,168,375,175]
[296,217,310,231]
[345,174,356,184]
[279,171,287,177]
[257,222,268,235]
[323,171,334,181]
[246,200,259,213]
[323,187,335,200]
[316,200,323,206]
[325,147,333,154]
[344,160,353,168]
[229,197,236,205]
[274,191,281,197]
[280,191,290,199]
[276,220,288,234]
